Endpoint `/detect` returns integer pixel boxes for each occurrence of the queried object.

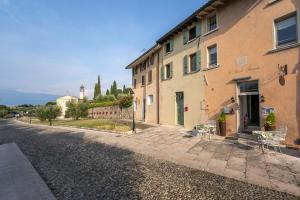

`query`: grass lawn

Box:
[19,117,132,133]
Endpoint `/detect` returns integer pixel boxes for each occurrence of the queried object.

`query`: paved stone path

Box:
[0,143,56,200]
[15,120,300,196]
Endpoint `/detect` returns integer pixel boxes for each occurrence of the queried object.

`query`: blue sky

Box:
[0,0,207,99]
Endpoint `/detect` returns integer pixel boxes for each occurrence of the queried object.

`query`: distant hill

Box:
[0,90,59,106]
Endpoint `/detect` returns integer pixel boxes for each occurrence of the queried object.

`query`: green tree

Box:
[46,102,56,106]
[93,83,99,100]
[0,109,8,118]
[106,89,110,95]
[36,105,61,126]
[66,100,89,120]
[110,80,118,97]
[118,94,133,109]
[102,95,116,102]
[97,75,101,96]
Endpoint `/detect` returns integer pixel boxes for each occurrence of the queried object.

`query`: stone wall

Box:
[88,106,132,120]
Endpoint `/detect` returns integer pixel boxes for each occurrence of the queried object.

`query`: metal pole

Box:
[132,99,136,133]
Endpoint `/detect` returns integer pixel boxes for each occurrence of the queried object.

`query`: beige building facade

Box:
[56,96,78,119]
[126,0,300,145]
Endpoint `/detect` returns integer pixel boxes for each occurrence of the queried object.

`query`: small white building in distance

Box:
[80,85,85,100]
[56,85,86,118]
[56,95,78,119]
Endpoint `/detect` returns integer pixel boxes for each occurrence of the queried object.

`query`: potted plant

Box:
[264,112,276,131]
[218,112,226,136]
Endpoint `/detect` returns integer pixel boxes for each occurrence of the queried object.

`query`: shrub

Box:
[36,105,61,125]
[89,101,117,108]
[264,112,276,126]
[103,95,116,102]
[95,94,104,102]
[218,112,226,123]
[66,100,89,120]
[118,94,133,109]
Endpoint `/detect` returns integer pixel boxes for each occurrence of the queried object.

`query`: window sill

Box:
[202,65,220,71]
[186,37,199,45]
[184,69,201,75]
[162,78,172,81]
[268,42,300,54]
[164,51,173,56]
[203,28,219,37]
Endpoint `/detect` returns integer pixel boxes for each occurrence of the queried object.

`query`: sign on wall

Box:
[262,107,274,116]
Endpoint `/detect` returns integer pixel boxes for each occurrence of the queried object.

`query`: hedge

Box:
[89,101,118,108]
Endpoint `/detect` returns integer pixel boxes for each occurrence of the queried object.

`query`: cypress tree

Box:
[112,80,117,97]
[93,83,98,100]
[106,89,110,95]
[97,75,101,96]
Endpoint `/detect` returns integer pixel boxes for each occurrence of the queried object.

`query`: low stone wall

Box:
[88,106,132,120]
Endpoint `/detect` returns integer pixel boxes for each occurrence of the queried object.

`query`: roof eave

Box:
[125,44,161,69]
[156,0,226,44]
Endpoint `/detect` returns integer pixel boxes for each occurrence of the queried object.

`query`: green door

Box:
[176,92,184,126]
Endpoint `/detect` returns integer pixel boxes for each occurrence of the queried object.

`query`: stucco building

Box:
[56,96,78,119]
[126,0,300,144]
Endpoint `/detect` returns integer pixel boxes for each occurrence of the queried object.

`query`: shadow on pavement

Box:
[0,120,144,200]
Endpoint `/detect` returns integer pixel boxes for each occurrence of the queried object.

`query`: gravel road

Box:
[0,120,297,200]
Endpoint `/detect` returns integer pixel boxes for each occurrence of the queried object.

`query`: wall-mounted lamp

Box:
[231,97,235,103]
[260,95,265,103]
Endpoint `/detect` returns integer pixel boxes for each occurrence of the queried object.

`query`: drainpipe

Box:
[156,49,160,124]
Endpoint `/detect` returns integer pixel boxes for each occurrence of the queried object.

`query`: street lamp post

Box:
[131,91,136,133]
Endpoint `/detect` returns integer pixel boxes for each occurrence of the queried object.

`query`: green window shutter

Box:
[170,39,174,52]
[161,65,165,80]
[196,21,201,37]
[170,63,173,79]
[196,50,201,71]
[183,55,188,74]
[183,30,188,45]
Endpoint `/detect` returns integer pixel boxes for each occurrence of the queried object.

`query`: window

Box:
[207,14,217,32]
[189,26,197,41]
[141,76,145,86]
[166,64,172,79]
[208,45,218,66]
[148,70,152,84]
[275,13,298,47]
[239,81,258,93]
[150,54,154,65]
[189,53,197,72]
[183,22,201,44]
[165,42,171,53]
[133,79,137,89]
[161,63,172,80]
[134,67,138,75]
[165,40,173,54]
[147,95,153,106]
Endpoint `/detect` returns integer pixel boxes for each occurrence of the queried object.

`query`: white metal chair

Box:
[266,126,287,153]
[192,120,217,140]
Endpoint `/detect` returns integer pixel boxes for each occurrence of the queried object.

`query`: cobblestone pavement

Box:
[1,120,299,199]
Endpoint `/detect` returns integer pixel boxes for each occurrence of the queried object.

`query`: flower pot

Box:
[219,121,226,136]
[264,124,276,131]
